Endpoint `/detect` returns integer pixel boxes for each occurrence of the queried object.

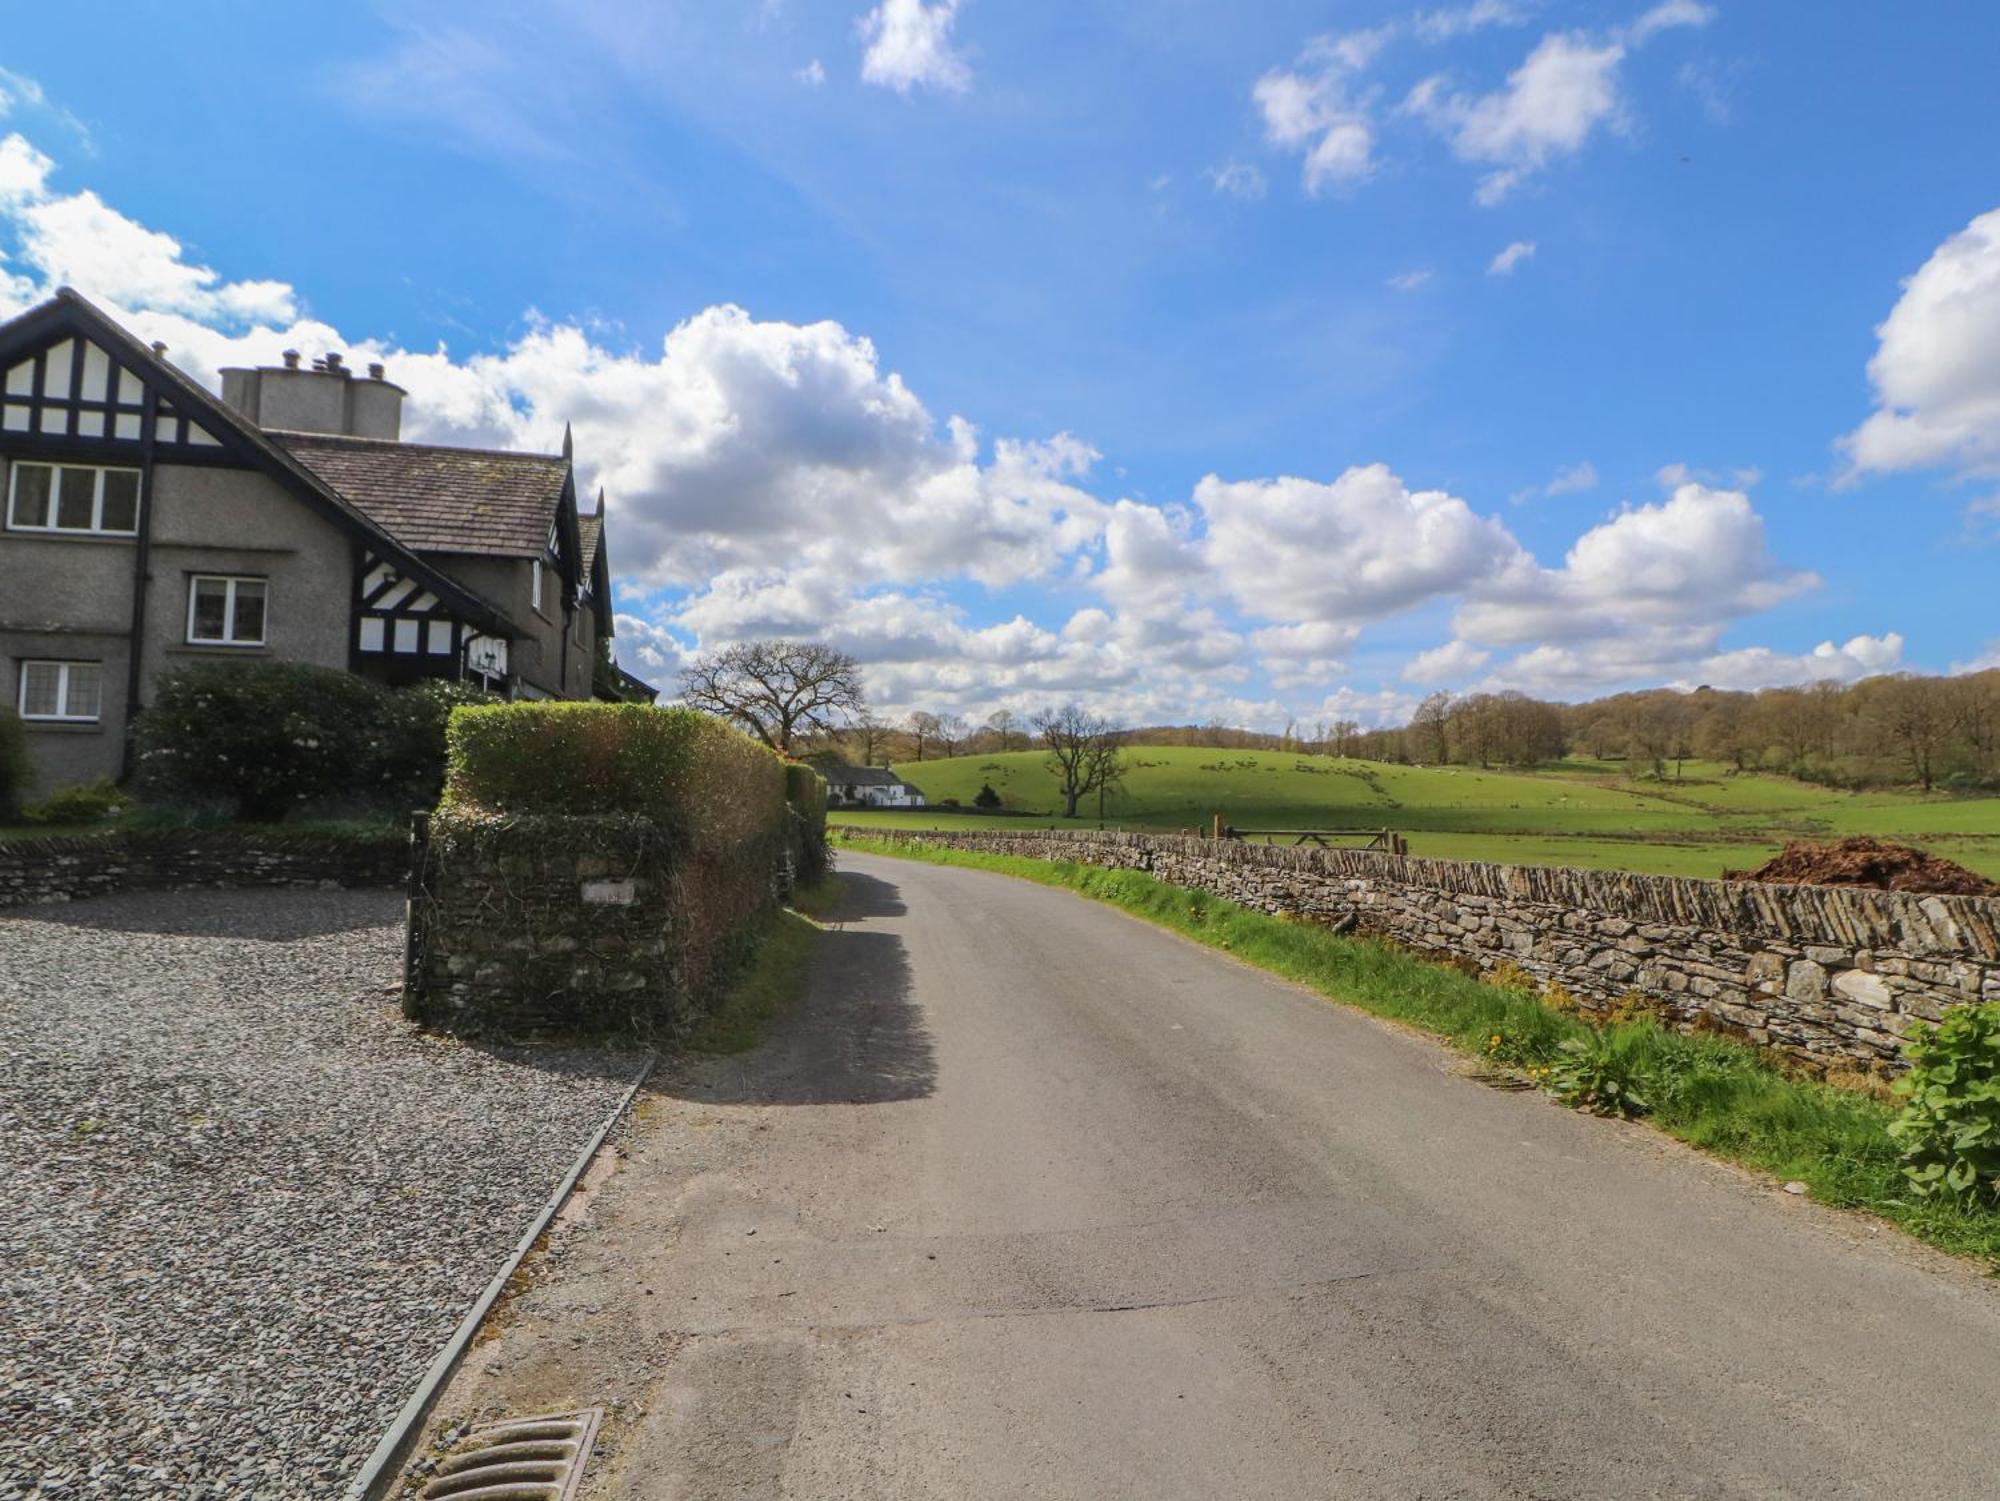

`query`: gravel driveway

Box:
[0,888,648,1499]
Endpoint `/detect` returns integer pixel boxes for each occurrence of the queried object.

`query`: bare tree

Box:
[1412,692,1453,765]
[1331,719,1361,757]
[1869,674,1955,791]
[985,708,1020,752]
[849,711,891,767]
[678,640,865,754]
[1034,703,1126,818]
[935,712,969,758]
[906,711,941,762]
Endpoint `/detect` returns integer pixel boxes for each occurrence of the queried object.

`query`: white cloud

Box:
[1409,32,1628,204]
[1456,479,1813,650]
[1254,38,1380,195]
[858,0,970,95]
[0,133,53,206]
[1544,459,1598,494]
[1841,206,2000,480]
[1387,269,1434,291]
[1403,640,1492,682]
[1682,633,1902,691]
[1197,464,1533,628]
[1209,162,1268,200]
[1952,642,2000,675]
[1413,1,1529,44]
[1626,1,1715,45]
[1488,239,1537,274]
[795,58,827,86]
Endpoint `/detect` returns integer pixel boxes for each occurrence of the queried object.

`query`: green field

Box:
[827,747,2000,880]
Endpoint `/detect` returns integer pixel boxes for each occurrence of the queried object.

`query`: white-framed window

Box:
[531,558,544,611]
[5,461,142,536]
[18,660,103,722]
[187,575,268,646]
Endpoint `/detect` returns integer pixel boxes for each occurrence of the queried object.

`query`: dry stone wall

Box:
[868,829,2000,1071]
[406,810,807,1038]
[0,827,406,908]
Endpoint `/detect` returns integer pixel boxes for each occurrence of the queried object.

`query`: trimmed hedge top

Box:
[442,702,787,842]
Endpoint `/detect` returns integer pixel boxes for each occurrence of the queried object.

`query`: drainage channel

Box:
[345,1056,656,1501]
[417,1409,602,1500]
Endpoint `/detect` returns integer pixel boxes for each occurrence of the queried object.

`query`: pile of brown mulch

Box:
[1725,837,1998,897]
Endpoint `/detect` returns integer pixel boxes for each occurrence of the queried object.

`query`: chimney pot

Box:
[368,362,386,382]
[150,341,168,359]
[324,351,345,372]
[282,349,301,370]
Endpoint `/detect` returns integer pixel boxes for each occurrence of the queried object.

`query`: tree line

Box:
[674,637,2000,798]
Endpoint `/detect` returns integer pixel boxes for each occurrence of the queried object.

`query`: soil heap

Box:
[1725,837,1997,897]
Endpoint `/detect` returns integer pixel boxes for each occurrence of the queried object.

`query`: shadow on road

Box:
[655,871,935,1107]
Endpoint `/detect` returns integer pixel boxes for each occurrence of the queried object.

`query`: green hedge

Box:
[442,701,787,841]
[134,663,495,821]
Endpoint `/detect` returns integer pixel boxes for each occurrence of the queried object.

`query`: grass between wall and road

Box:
[680,877,843,1054]
[831,747,2000,881]
[835,832,2000,1269]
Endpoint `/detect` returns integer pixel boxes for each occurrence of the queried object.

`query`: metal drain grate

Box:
[418,1408,602,1500]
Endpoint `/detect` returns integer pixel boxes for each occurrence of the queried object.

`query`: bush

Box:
[0,707,27,822]
[443,702,786,840]
[1546,1024,1654,1117]
[974,782,1002,809]
[370,680,499,808]
[136,663,496,822]
[26,777,130,826]
[136,662,385,821]
[1890,1002,2000,1206]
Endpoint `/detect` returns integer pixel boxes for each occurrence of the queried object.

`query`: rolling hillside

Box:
[825,747,2000,880]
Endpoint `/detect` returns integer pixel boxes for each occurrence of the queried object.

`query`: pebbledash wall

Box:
[0,827,407,908]
[869,829,2000,1071]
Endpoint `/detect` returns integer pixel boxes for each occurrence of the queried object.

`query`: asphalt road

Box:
[438,852,2000,1499]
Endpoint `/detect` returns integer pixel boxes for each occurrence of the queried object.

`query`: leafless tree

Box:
[985,708,1020,752]
[849,711,891,767]
[935,713,969,758]
[1412,692,1453,765]
[1034,703,1126,818]
[906,711,941,762]
[678,640,865,754]
[1868,674,1955,791]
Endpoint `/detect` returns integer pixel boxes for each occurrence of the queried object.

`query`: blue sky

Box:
[3,1,1997,727]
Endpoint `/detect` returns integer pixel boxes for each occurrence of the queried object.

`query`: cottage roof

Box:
[825,765,908,787]
[277,432,570,560]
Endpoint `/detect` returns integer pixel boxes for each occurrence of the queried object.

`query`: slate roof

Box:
[276,431,568,559]
[579,511,604,575]
[825,765,909,787]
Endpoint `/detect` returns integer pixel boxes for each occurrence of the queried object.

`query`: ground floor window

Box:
[18,660,103,722]
[187,575,268,646]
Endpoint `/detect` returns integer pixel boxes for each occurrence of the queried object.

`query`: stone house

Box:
[0,289,645,796]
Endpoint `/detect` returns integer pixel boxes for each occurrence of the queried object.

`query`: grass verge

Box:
[681,878,839,1054]
[837,832,2000,1269]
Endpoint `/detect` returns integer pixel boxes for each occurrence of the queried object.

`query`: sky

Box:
[2,1,1997,730]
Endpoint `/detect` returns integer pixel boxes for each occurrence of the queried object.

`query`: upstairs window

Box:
[531,558,544,611]
[6,462,142,536]
[18,660,103,722]
[187,575,268,647]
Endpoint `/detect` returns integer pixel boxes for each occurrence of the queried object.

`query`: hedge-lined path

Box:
[411,854,2000,1499]
[0,888,647,1499]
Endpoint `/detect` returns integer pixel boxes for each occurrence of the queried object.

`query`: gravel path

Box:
[0,888,648,1499]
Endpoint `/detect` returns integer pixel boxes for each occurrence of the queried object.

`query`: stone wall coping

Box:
[865,828,2000,962]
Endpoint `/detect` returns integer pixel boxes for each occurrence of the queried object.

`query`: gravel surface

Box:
[0,888,647,1499]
